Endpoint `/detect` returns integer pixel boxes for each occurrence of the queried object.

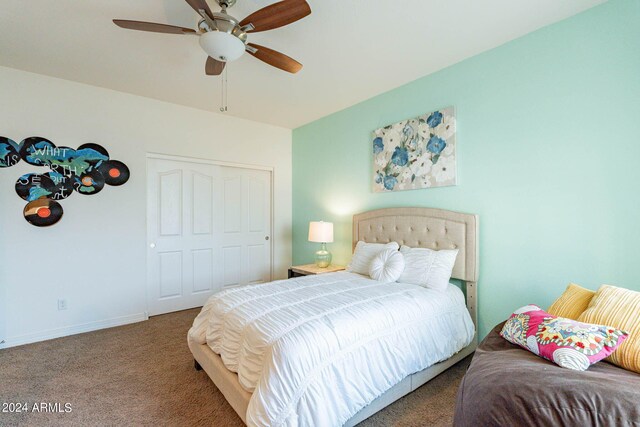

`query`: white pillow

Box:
[347,241,400,275]
[369,249,405,282]
[397,245,459,291]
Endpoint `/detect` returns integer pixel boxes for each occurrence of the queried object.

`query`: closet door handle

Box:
[265,236,270,241]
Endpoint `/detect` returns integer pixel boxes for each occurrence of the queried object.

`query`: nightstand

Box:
[288,264,346,278]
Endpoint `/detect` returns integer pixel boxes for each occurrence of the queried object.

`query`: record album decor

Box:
[1,136,130,227]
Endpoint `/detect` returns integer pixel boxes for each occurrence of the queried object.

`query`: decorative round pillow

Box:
[368,248,405,282]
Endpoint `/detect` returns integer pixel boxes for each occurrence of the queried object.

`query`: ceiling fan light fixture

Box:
[199,31,245,62]
[114,0,311,74]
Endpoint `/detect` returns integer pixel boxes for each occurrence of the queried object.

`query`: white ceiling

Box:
[0,0,604,128]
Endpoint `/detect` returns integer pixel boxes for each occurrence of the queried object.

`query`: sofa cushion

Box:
[547,283,595,320]
[578,285,640,373]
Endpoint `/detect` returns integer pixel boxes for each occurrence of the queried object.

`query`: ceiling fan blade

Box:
[246,43,302,74]
[240,0,311,33]
[184,0,215,19]
[113,20,196,35]
[206,57,226,76]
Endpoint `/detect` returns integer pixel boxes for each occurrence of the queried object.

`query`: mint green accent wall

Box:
[292,0,640,337]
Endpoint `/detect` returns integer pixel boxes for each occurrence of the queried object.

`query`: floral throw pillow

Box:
[500,305,628,371]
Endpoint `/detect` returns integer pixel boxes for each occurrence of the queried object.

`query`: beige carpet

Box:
[0,309,470,427]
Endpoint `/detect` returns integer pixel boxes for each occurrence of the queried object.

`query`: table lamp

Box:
[308,221,334,268]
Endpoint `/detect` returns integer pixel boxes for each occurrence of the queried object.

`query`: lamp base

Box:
[314,243,332,268]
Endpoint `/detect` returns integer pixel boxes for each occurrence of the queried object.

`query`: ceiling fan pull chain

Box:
[220,66,228,113]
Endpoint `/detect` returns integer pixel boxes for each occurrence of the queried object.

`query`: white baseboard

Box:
[0,312,148,349]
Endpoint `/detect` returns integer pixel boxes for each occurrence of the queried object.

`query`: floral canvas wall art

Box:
[373,107,456,192]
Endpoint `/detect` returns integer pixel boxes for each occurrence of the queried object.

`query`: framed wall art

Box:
[373,107,456,192]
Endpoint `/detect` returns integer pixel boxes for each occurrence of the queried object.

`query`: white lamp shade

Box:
[308,221,334,243]
[199,31,246,62]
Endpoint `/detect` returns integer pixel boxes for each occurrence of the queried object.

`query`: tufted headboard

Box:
[353,207,479,327]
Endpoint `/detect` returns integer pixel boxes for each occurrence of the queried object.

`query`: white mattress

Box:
[189,271,474,427]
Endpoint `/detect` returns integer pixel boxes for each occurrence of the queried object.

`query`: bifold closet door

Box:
[147,158,272,316]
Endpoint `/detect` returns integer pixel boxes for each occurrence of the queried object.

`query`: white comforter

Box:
[189,271,474,427]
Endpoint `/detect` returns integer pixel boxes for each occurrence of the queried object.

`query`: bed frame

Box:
[189,207,479,426]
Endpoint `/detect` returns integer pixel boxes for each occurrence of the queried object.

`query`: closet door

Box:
[218,166,272,287]
[147,157,272,316]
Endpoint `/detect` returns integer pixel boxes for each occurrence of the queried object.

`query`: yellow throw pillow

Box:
[547,283,595,320]
[578,285,640,373]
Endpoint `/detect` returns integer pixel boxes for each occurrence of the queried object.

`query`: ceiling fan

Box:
[113,0,311,76]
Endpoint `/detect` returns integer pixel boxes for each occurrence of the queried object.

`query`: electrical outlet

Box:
[58,299,68,311]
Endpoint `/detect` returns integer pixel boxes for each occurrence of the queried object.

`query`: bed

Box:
[188,207,479,426]
[454,323,640,426]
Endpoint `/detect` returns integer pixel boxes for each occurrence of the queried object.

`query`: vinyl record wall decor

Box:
[0,136,130,227]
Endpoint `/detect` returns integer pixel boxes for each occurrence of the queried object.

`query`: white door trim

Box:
[146,153,275,315]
